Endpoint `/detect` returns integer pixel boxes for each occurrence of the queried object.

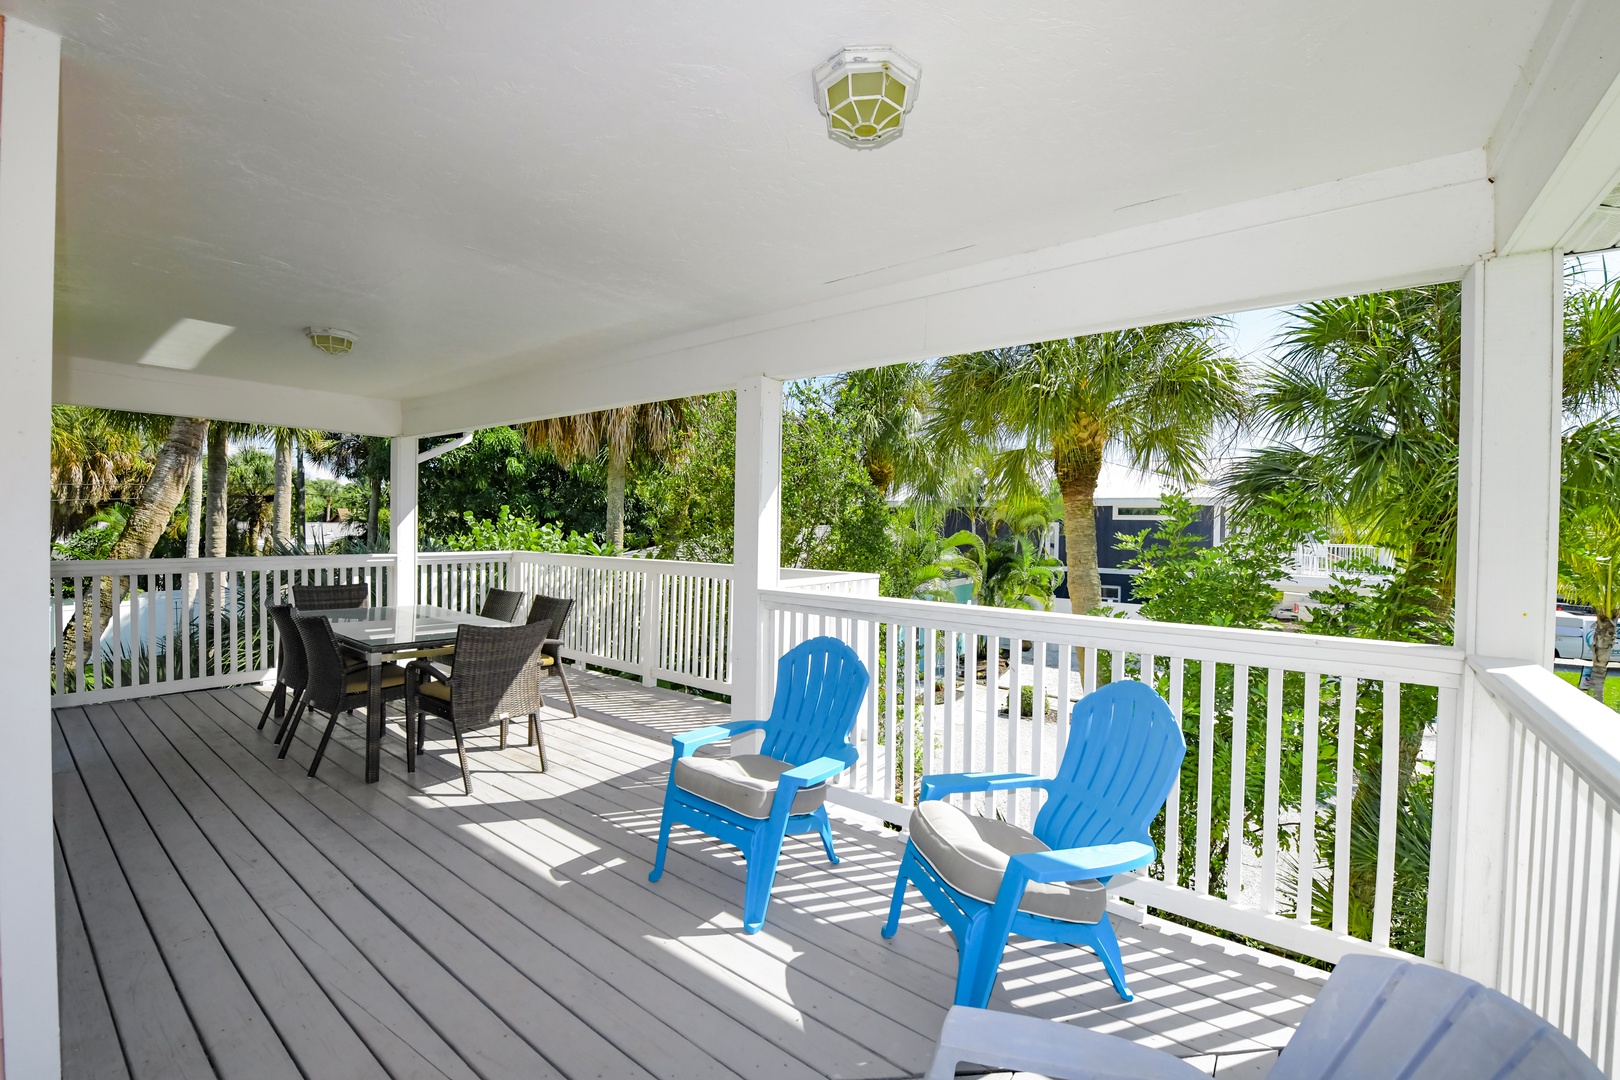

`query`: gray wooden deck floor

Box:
[53,668,1323,1080]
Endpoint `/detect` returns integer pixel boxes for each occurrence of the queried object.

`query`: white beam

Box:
[0,17,62,1079]
[390,437,418,609]
[730,376,782,745]
[55,356,403,435]
[1490,0,1620,255]
[402,152,1492,434]
[1442,252,1564,986]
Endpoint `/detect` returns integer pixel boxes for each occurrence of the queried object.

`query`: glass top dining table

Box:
[322,605,517,782]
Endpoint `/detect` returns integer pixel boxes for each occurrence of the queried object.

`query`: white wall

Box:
[0,17,62,1078]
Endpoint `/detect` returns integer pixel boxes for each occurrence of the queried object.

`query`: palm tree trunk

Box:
[184,443,204,625]
[1591,614,1615,703]
[206,423,229,558]
[367,475,381,548]
[185,451,203,559]
[1053,425,1106,614]
[272,433,293,549]
[62,418,209,673]
[605,449,629,552]
[294,445,306,547]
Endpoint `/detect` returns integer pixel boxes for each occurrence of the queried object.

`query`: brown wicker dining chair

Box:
[404,618,554,795]
[291,581,372,610]
[525,594,578,716]
[280,612,407,778]
[479,587,527,623]
[258,604,308,734]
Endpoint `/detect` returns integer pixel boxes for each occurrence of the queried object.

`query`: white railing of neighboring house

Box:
[1473,661,1620,1076]
[760,587,1466,968]
[48,551,877,706]
[1289,541,1395,576]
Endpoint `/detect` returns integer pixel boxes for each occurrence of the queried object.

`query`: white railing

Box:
[508,551,736,693]
[49,553,392,706]
[1289,541,1395,576]
[50,550,877,705]
[779,567,882,596]
[761,587,1466,967]
[1475,661,1620,1076]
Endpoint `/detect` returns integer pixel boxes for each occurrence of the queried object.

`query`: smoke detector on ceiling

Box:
[304,327,356,355]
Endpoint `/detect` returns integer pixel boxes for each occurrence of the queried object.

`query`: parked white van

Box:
[1555,611,1597,661]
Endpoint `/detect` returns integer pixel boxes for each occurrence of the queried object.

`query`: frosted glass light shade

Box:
[305,328,357,354]
[812,47,920,150]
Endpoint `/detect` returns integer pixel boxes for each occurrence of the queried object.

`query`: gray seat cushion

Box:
[674,754,828,819]
[909,799,1107,924]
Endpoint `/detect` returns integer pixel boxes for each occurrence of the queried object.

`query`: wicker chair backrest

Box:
[447,618,553,729]
[291,582,371,611]
[269,604,308,691]
[293,613,354,714]
[526,594,574,659]
[479,588,527,623]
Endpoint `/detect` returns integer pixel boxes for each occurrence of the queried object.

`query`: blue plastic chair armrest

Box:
[919,771,1046,801]
[1010,841,1157,884]
[671,720,766,758]
[781,752,856,788]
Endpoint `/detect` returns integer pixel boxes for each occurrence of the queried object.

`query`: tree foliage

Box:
[1119,492,1318,627]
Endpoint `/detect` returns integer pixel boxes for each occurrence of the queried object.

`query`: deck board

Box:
[55,670,1321,1079]
[54,836,131,1080]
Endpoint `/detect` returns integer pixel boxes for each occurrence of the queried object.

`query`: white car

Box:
[1555,612,1597,661]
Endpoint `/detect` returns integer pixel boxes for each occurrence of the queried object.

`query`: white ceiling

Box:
[15,0,1558,406]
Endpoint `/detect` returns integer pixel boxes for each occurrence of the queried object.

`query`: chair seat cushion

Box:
[909,799,1106,924]
[416,677,452,701]
[673,754,827,819]
[343,663,406,694]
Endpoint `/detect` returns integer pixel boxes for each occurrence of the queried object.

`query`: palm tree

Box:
[1559,505,1620,702]
[835,363,934,497]
[1229,279,1620,621]
[1224,287,1463,614]
[325,434,391,548]
[227,447,277,553]
[60,415,209,670]
[49,406,155,535]
[521,401,690,552]
[930,323,1243,614]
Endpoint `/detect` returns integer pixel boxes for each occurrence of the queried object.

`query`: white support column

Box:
[391,436,419,610]
[731,376,783,746]
[0,18,62,1079]
[1441,251,1564,984]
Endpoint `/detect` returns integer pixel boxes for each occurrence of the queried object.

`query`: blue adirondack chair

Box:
[649,636,870,933]
[883,679,1185,1007]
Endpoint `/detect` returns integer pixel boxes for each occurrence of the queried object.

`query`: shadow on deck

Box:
[52,667,1321,1080]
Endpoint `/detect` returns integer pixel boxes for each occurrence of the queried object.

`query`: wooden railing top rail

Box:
[1473,657,1620,800]
[762,587,1466,686]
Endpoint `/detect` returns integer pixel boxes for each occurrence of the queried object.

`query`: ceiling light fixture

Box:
[305,327,356,355]
[812,46,920,150]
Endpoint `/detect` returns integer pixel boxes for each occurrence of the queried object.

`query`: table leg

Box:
[367,659,383,783]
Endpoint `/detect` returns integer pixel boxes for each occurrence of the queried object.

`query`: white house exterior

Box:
[7,2,1620,1075]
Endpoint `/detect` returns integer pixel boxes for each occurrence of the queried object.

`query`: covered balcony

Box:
[6,2,1620,1078]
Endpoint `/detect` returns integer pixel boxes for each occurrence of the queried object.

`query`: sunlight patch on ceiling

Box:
[137,318,236,370]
